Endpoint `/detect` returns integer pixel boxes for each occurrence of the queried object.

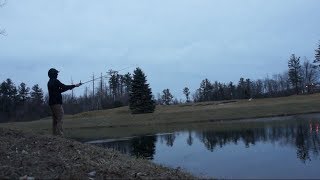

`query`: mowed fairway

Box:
[2,93,320,140]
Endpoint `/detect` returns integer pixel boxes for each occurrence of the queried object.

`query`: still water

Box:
[88,117,320,179]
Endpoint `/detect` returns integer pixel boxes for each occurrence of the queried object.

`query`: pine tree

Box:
[245,78,252,99]
[0,79,18,118]
[237,77,246,99]
[123,73,132,94]
[199,79,212,102]
[129,68,155,114]
[18,82,30,103]
[288,54,302,94]
[109,72,119,101]
[30,84,44,104]
[314,41,320,65]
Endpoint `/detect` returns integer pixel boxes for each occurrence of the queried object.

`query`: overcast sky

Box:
[0,0,319,99]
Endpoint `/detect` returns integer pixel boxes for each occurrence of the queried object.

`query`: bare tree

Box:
[183,87,190,103]
[0,29,5,36]
[0,0,6,36]
[302,58,318,93]
[161,89,173,105]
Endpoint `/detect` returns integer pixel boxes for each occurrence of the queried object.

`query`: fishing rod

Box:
[80,65,138,85]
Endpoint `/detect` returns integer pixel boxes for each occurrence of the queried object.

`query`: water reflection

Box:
[91,121,320,163]
[89,119,320,178]
[160,134,176,147]
[91,120,320,164]
[196,121,320,163]
[97,136,157,159]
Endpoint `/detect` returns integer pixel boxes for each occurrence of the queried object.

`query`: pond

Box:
[87,115,320,179]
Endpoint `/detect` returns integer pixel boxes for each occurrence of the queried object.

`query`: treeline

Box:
[192,57,318,102]
[156,41,320,104]
[0,79,49,122]
[63,71,133,115]
[1,42,319,121]
[0,68,156,122]
[0,70,134,122]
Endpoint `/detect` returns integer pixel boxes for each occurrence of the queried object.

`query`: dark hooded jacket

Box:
[47,78,75,105]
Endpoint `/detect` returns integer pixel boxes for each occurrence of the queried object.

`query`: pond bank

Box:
[69,112,320,142]
[2,94,320,140]
[0,128,195,179]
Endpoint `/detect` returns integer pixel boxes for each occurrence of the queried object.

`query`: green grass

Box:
[2,93,320,140]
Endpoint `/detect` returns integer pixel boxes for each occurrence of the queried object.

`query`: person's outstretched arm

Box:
[57,80,77,93]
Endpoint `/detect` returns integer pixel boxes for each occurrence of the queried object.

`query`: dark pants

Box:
[50,104,64,136]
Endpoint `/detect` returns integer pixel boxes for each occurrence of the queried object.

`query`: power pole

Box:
[71,77,74,100]
[92,73,95,97]
[100,73,103,98]
[99,72,103,109]
[92,73,95,110]
[85,86,88,99]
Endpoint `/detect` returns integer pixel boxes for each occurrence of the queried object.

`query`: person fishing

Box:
[47,68,81,136]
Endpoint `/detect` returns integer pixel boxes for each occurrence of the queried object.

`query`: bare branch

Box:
[0,0,7,36]
[0,0,7,7]
[0,29,6,36]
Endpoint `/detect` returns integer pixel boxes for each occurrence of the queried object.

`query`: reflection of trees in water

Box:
[131,136,157,159]
[93,121,320,162]
[187,131,193,146]
[159,134,176,147]
[295,124,311,162]
[93,136,157,160]
[196,121,320,162]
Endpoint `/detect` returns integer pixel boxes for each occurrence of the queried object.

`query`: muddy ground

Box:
[0,127,195,179]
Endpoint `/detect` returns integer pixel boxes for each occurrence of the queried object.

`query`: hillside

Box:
[2,93,320,140]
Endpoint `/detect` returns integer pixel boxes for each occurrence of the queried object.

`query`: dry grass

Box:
[2,93,320,140]
[0,128,195,179]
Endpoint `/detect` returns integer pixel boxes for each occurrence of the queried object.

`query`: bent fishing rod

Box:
[79,65,138,85]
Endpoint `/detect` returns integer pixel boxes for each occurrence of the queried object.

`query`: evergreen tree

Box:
[123,73,132,94]
[0,79,18,119]
[199,79,212,102]
[183,87,190,102]
[18,82,30,103]
[30,84,44,104]
[161,89,173,105]
[129,68,155,114]
[314,41,320,65]
[109,71,119,100]
[288,54,302,94]
[245,78,252,99]
[237,77,246,99]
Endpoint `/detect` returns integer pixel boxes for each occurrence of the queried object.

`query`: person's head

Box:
[48,68,59,79]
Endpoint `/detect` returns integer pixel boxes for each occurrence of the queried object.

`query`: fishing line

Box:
[80,64,138,85]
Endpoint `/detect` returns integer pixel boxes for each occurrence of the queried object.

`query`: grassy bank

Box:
[2,93,320,140]
[0,128,194,179]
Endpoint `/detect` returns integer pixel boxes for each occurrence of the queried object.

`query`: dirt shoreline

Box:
[0,128,195,179]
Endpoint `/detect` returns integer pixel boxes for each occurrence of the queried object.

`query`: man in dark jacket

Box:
[47,68,81,136]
